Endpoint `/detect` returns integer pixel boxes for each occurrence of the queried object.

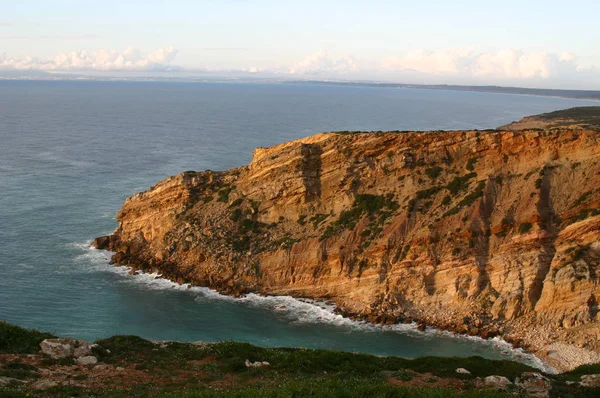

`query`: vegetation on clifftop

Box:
[2,322,600,397]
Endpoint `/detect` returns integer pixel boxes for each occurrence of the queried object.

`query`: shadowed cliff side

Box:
[95,107,600,371]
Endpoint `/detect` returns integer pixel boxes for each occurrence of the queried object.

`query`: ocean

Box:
[1,80,597,370]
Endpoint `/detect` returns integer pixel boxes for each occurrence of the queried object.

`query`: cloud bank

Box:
[0,46,178,71]
[0,46,598,88]
[287,48,599,88]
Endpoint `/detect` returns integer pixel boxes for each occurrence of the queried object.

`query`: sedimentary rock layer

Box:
[95,109,600,369]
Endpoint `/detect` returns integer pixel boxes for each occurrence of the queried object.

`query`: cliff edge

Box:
[95,107,600,371]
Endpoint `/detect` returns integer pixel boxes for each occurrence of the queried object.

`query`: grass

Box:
[0,321,55,354]
[0,360,40,380]
[90,339,536,381]
[0,379,514,398]
[4,322,600,398]
[151,379,512,397]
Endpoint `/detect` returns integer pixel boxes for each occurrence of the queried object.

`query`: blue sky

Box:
[1,0,599,88]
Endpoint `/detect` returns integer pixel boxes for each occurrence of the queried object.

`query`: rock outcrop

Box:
[95,107,600,370]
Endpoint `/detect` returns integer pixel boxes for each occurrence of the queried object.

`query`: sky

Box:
[1,0,600,89]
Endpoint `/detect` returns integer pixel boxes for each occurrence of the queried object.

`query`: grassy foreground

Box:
[1,322,599,397]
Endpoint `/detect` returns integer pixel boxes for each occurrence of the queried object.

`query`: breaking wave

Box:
[71,240,555,373]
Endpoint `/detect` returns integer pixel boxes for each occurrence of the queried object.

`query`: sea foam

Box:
[71,240,556,373]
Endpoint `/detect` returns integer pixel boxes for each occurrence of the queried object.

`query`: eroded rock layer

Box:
[95,109,600,368]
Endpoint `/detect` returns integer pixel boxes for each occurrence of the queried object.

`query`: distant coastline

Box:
[286,80,600,101]
[1,73,598,101]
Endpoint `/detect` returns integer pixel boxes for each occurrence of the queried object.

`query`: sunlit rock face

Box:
[95,109,600,361]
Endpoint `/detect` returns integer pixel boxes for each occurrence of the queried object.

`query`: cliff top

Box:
[498,106,600,130]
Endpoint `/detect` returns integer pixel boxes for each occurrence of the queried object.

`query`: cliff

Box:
[95,107,600,371]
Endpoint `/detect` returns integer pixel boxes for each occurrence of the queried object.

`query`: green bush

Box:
[519,222,532,234]
[425,166,443,179]
[0,322,54,354]
[446,173,477,195]
[217,186,234,202]
[466,157,478,171]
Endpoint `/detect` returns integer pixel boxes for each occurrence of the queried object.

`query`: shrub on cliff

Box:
[519,222,533,234]
[0,321,55,354]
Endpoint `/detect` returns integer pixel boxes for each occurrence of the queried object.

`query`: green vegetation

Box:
[535,106,600,127]
[408,173,479,215]
[535,178,543,189]
[0,321,55,354]
[425,166,443,179]
[572,162,582,169]
[217,186,234,203]
[321,194,398,241]
[416,186,444,201]
[297,214,307,225]
[443,181,486,218]
[3,322,600,397]
[446,173,477,195]
[229,208,243,222]
[310,213,329,228]
[240,219,265,234]
[519,222,533,234]
[572,191,594,208]
[0,360,40,380]
[466,157,477,171]
[567,208,600,225]
[524,168,539,180]
[229,198,243,208]
[273,236,302,249]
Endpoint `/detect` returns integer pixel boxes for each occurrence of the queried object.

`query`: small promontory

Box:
[95,107,600,371]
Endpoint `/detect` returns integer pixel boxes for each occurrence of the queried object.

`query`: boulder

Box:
[515,372,551,398]
[30,380,59,390]
[484,375,512,389]
[76,355,98,366]
[40,338,76,359]
[245,359,270,368]
[40,338,97,359]
[455,368,471,375]
[73,341,97,358]
[580,374,600,388]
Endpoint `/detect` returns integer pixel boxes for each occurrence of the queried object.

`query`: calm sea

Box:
[1,80,596,369]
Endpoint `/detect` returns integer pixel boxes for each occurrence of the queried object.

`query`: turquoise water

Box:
[1,81,596,369]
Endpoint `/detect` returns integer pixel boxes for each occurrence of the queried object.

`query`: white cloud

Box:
[288,50,361,75]
[0,46,599,88]
[281,48,600,88]
[0,46,178,71]
[381,48,583,80]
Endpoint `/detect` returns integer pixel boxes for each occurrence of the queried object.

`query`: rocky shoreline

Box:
[91,256,597,374]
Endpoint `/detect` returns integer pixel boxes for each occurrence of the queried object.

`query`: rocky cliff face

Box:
[95,108,600,369]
